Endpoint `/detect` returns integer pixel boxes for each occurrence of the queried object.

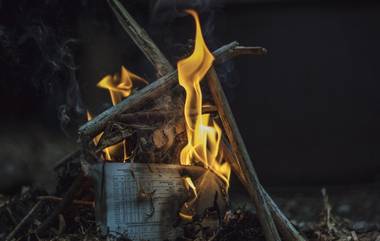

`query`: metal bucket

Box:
[91,163,189,241]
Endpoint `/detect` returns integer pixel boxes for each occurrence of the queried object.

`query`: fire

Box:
[88,66,147,161]
[97,66,147,105]
[178,10,231,217]
[86,111,112,160]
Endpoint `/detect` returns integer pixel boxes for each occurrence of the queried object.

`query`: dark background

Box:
[1,0,380,190]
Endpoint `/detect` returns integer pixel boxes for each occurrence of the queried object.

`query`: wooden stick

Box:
[108,0,174,77]
[5,200,43,241]
[231,46,267,58]
[117,105,217,123]
[207,67,281,241]
[79,41,239,139]
[96,128,134,152]
[108,0,266,74]
[54,149,81,171]
[36,173,84,234]
[221,140,306,241]
[37,196,94,207]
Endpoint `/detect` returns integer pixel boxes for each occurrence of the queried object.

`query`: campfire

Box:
[3,1,380,241]
[76,1,304,241]
[2,1,307,241]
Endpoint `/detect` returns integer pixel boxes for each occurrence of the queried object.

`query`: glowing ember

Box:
[88,66,147,161]
[178,10,231,219]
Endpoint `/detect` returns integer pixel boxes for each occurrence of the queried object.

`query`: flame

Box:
[97,66,147,105]
[86,111,113,160]
[178,10,231,219]
[90,66,147,161]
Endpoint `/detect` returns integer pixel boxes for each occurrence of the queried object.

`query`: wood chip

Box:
[351,231,359,241]
[152,128,167,149]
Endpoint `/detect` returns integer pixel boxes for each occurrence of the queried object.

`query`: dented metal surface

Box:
[91,163,188,241]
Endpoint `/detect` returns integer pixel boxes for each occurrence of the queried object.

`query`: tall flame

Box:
[90,66,147,161]
[178,10,231,191]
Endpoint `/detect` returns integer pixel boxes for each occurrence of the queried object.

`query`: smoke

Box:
[150,0,224,23]
[0,1,85,137]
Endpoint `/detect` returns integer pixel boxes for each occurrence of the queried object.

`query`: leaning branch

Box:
[108,0,174,76]
[79,41,243,139]
[207,67,281,241]
[221,140,306,241]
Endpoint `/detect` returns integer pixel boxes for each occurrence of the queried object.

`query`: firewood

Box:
[95,123,135,152]
[85,3,299,241]
[108,0,174,77]
[37,196,95,207]
[152,124,176,150]
[206,67,281,241]
[221,140,306,241]
[54,149,81,171]
[79,41,240,139]
[117,105,217,123]
[36,173,84,235]
[230,46,268,58]
[5,200,43,241]
[37,196,94,206]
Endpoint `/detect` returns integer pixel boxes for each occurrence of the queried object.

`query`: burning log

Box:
[116,105,217,123]
[79,41,242,139]
[222,140,306,241]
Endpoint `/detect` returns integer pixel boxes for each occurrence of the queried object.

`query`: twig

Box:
[36,173,84,235]
[207,67,281,241]
[351,231,359,241]
[6,207,17,225]
[117,105,217,123]
[37,196,94,207]
[230,46,267,57]
[96,127,135,152]
[5,200,43,241]
[53,149,81,171]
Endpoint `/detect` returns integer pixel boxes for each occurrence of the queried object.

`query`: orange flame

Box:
[86,111,113,160]
[178,9,231,212]
[90,66,147,161]
[97,66,147,105]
